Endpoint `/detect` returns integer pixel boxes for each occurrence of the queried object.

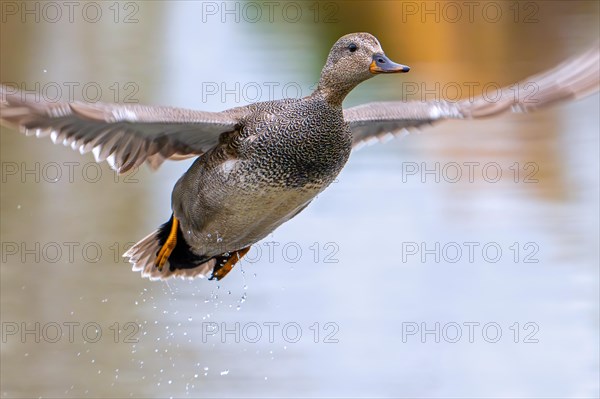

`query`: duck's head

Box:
[317,33,410,105]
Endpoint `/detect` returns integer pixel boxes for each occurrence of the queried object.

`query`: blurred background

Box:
[1,1,598,397]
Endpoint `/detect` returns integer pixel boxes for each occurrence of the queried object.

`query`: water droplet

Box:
[220,370,229,376]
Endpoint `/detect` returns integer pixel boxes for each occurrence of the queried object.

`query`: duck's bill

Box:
[370,53,410,74]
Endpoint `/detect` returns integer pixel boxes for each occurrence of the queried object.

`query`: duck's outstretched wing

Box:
[0,85,244,173]
[345,47,600,148]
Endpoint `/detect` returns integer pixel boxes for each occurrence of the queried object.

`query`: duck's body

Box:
[170,93,351,274]
[1,33,597,281]
[141,32,398,280]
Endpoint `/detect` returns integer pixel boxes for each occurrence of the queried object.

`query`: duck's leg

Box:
[154,216,179,271]
[210,247,251,280]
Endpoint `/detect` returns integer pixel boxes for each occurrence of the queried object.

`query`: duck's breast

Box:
[239,98,352,188]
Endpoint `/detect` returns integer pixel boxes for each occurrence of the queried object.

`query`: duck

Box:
[1,33,598,281]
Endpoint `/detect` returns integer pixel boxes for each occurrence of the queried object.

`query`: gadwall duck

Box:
[1,33,598,280]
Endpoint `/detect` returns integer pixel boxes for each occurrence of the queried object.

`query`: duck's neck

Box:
[315,77,358,108]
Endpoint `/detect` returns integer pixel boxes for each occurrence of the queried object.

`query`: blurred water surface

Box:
[1,1,598,398]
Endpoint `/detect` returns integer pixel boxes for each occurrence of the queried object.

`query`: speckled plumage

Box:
[172,92,352,261]
[1,33,598,281]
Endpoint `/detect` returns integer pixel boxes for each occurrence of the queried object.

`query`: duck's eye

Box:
[348,43,358,53]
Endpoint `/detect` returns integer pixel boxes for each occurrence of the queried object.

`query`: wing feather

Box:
[0,85,244,173]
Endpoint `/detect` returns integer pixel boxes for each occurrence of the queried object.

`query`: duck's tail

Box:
[123,215,250,281]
